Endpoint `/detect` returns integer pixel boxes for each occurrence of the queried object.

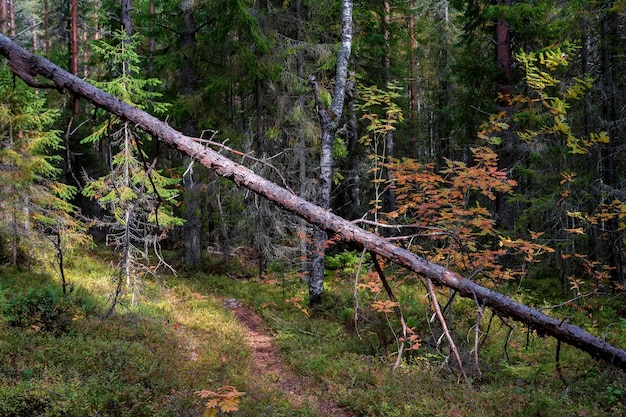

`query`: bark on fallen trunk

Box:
[1,34,625,369]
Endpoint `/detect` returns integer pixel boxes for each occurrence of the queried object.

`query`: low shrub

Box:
[3,285,72,335]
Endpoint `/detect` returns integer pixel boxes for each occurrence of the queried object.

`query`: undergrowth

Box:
[0,247,624,416]
[0,250,310,416]
[199,256,626,416]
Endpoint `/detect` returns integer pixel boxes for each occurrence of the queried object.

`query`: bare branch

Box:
[426,277,467,382]
[195,132,295,195]
[370,252,409,369]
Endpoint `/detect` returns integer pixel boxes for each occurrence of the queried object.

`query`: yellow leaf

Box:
[566,211,584,220]
[204,399,220,409]
[203,409,218,417]
[220,397,241,412]
[564,227,585,235]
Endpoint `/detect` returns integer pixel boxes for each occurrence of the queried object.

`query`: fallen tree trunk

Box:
[1,34,625,370]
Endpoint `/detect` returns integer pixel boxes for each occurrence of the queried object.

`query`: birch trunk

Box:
[309,0,353,305]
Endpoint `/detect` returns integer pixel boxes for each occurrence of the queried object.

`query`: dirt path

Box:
[225,299,355,417]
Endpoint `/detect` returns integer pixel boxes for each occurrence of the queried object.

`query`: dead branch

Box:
[370,252,409,369]
[426,277,468,382]
[195,133,295,195]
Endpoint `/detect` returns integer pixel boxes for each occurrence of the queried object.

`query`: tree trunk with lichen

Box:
[308,0,353,306]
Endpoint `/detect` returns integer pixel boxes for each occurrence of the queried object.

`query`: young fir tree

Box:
[0,67,78,266]
[82,30,182,314]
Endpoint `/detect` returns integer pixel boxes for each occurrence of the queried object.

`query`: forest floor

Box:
[225,298,356,417]
[1,252,623,416]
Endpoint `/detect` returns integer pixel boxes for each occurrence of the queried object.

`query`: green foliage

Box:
[89,32,170,114]
[0,67,78,265]
[0,246,623,417]
[213,269,626,416]
[515,43,608,155]
[0,251,259,417]
[4,1,626,415]
[82,30,182,308]
[356,82,404,145]
[2,285,72,335]
[356,81,404,216]
[332,136,348,160]
[325,250,363,272]
[481,43,626,291]
[320,88,332,108]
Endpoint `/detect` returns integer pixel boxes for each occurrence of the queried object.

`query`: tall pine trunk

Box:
[70,0,79,114]
[0,0,6,35]
[383,1,396,212]
[8,0,13,37]
[496,0,513,107]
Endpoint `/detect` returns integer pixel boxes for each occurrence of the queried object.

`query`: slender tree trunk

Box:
[32,17,38,52]
[179,0,203,269]
[93,2,100,41]
[121,0,133,41]
[256,78,264,150]
[296,0,304,79]
[580,11,591,138]
[408,0,417,148]
[298,124,310,283]
[346,80,361,219]
[5,34,626,368]
[435,0,450,164]
[581,13,599,276]
[382,1,396,212]
[495,0,513,107]
[70,0,78,75]
[599,6,623,284]
[255,77,269,276]
[309,124,334,305]
[148,0,155,75]
[8,0,14,37]
[493,0,518,230]
[308,0,353,306]
[296,0,309,282]
[0,0,7,35]
[70,0,79,114]
[44,0,50,58]
[82,25,88,78]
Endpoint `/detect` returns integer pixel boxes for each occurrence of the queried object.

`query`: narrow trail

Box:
[225,299,356,417]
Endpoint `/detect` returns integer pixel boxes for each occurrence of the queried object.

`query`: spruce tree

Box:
[0,67,78,266]
[82,30,182,313]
